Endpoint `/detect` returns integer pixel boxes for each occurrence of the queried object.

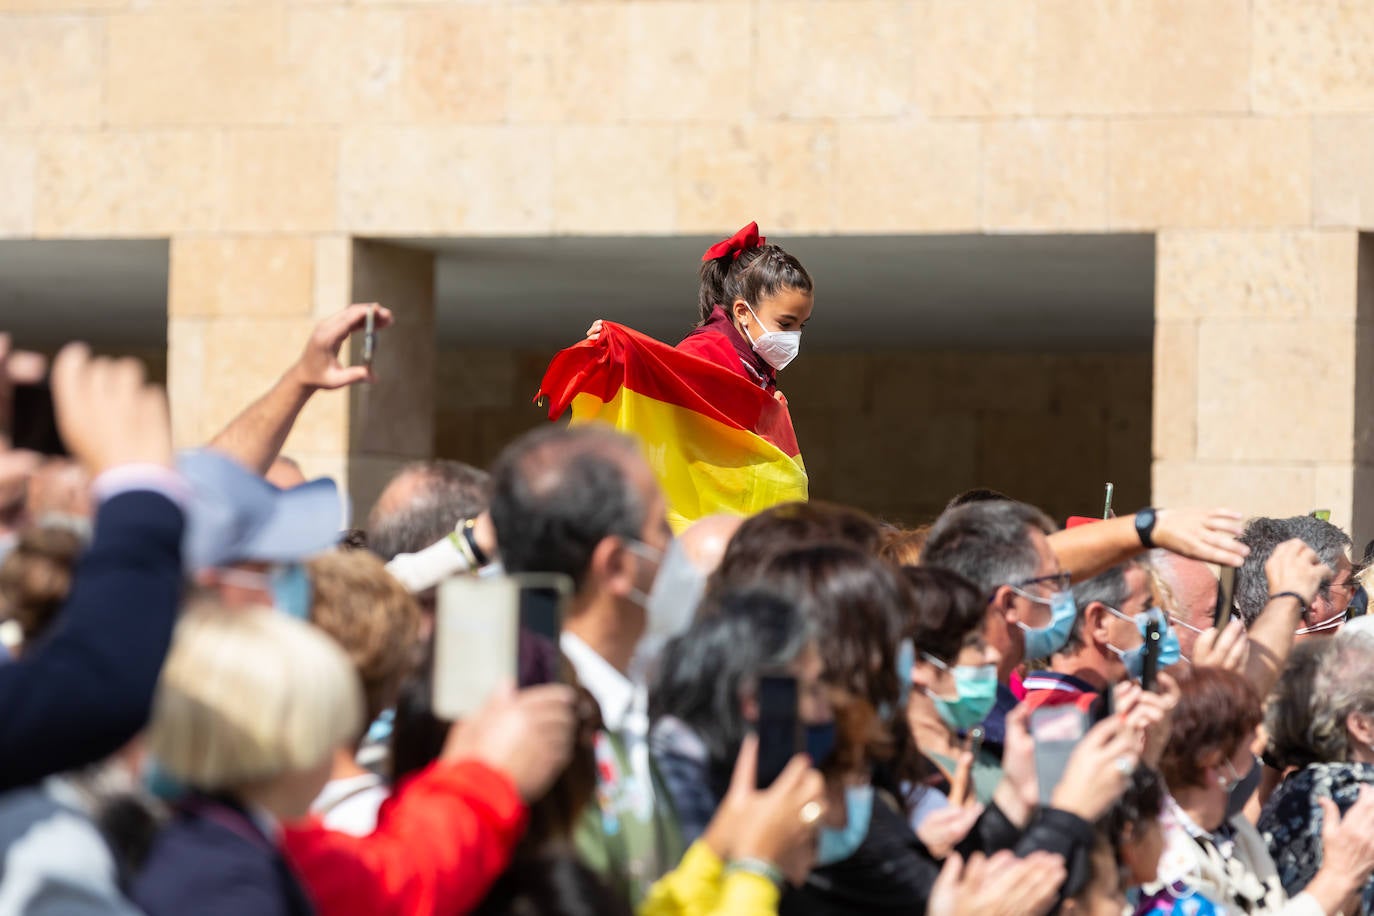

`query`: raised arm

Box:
[1244,539,1328,697]
[209,304,392,475]
[1048,508,1248,583]
[0,344,187,790]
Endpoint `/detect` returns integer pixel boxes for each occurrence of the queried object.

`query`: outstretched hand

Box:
[1151,508,1249,568]
[289,303,394,391]
[51,344,171,476]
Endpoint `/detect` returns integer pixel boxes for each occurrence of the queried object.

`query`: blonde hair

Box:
[149,605,363,791]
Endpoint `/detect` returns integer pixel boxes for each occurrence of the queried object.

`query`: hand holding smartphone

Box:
[433,573,572,720]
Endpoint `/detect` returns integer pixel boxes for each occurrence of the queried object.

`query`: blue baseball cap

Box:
[177,449,346,572]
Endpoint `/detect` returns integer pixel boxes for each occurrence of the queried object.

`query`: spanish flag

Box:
[537,322,808,532]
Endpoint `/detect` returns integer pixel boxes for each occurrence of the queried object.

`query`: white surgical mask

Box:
[632,539,707,676]
[741,302,801,371]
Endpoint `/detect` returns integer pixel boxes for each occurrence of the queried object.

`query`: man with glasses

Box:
[1235,516,1352,640]
[1021,561,1161,713]
[922,499,1251,763]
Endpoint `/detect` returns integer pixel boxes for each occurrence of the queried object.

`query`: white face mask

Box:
[741,302,801,371]
[631,539,707,675]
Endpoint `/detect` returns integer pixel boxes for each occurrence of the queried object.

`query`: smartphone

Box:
[432,573,572,720]
[1141,618,1162,692]
[517,576,572,688]
[755,674,801,790]
[1103,482,1114,520]
[1215,564,1236,630]
[11,383,67,457]
[361,305,378,370]
[1030,705,1090,805]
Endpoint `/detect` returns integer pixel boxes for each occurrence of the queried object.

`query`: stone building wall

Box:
[3,0,1374,535]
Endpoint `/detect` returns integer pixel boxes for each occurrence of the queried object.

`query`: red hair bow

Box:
[701,221,766,262]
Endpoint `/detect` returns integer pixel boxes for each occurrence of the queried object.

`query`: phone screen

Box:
[517,577,571,688]
[755,675,800,790]
[11,383,67,457]
[1030,705,1089,804]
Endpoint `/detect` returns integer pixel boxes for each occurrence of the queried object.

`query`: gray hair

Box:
[1060,564,1133,655]
[1235,517,1351,626]
[1265,639,1339,768]
[367,460,491,561]
[922,501,1056,594]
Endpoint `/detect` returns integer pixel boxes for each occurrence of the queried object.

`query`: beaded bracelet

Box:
[724,857,785,889]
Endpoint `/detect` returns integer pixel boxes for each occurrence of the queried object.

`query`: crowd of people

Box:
[4,227,1374,916]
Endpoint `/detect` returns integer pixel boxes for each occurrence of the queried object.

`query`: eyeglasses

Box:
[1010,572,1072,594]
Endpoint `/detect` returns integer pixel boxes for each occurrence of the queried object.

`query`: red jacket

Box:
[283,760,527,916]
[677,306,778,393]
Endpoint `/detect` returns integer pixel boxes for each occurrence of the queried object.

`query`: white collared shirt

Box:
[561,631,655,819]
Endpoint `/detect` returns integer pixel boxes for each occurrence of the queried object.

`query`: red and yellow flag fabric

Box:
[537,322,808,532]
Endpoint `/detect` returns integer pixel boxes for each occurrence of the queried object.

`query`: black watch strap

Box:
[1135,508,1158,549]
[461,518,490,567]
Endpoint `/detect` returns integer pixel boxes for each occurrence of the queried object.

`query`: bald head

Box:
[366,460,490,561]
[677,514,743,575]
[1151,550,1217,658]
[489,425,661,591]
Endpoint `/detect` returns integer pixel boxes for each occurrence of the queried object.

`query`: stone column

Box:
[1152,230,1374,546]
[347,239,436,523]
[167,235,435,525]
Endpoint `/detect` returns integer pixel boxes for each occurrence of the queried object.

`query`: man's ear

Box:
[589,536,634,599]
[1348,711,1374,752]
[1084,602,1112,647]
[991,585,1020,625]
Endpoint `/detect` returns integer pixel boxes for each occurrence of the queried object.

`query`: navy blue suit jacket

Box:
[134,796,313,916]
[0,489,184,791]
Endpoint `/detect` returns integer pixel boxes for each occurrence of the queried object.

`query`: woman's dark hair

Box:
[472,852,632,916]
[698,244,813,325]
[1160,666,1262,790]
[706,501,883,606]
[391,641,603,850]
[737,545,916,790]
[650,587,813,798]
[900,566,988,665]
[1098,765,1165,860]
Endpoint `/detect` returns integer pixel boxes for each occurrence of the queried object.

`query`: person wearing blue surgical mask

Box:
[902,566,1007,807]
[198,562,314,619]
[1022,561,1166,714]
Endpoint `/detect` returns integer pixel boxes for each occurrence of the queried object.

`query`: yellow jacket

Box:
[638,841,780,916]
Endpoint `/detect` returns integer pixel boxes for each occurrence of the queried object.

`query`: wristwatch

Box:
[1135,508,1158,549]
[459,517,491,568]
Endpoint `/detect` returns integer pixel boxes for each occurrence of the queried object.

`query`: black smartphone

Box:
[11,382,67,457]
[1141,618,1162,692]
[516,575,571,688]
[755,675,801,790]
[1215,564,1236,630]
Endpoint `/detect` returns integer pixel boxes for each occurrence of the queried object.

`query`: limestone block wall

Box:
[3,0,1374,535]
[434,347,1154,527]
